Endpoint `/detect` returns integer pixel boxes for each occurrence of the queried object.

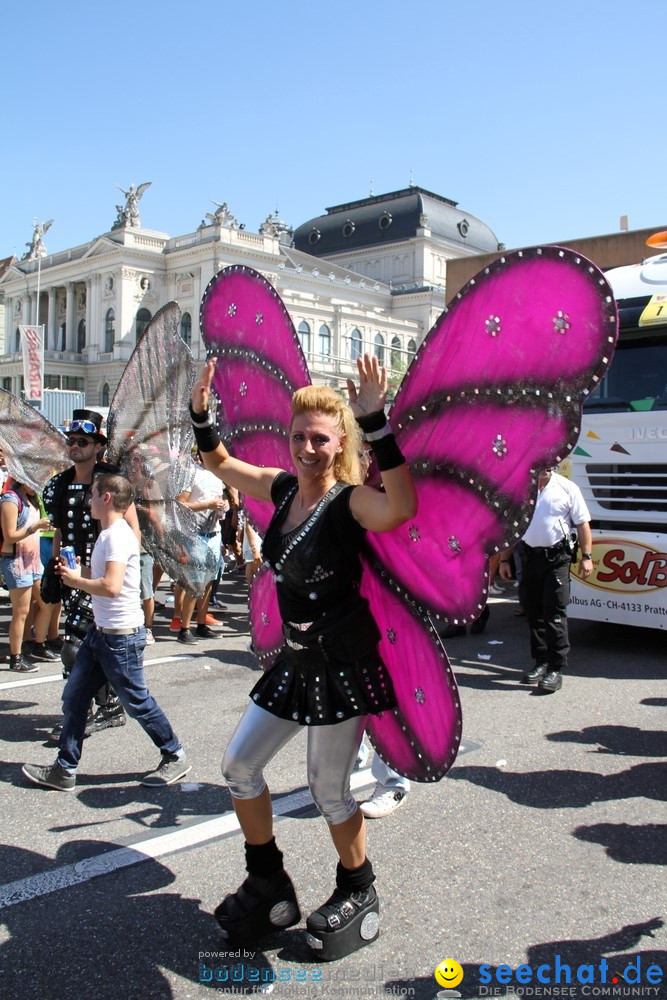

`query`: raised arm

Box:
[347,354,417,532]
[190,359,283,503]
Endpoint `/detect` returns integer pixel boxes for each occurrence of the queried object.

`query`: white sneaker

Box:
[145,628,155,645]
[359,783,408,819]
[488,583,504,596]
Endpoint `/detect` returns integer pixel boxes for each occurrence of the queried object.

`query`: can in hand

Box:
[61,546,78,569]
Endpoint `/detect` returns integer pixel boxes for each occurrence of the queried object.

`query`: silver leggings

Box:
[222,702,367,826]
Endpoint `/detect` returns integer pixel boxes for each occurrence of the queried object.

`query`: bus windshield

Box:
[585,328,667,412]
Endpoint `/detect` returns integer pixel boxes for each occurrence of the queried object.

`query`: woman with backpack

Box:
[1,480,57,672]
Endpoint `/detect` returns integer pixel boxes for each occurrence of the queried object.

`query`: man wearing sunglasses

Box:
[42,409,141,736]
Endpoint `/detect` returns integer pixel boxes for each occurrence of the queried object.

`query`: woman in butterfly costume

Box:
[195,250,618,959]
[191,352,416,959]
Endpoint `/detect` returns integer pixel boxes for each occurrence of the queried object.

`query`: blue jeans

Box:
[57,625,181,772]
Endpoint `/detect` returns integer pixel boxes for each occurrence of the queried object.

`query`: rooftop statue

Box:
[112,182,152,229]
[23,218,53,260]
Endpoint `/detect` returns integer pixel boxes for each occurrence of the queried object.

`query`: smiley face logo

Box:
[435,959,464,989]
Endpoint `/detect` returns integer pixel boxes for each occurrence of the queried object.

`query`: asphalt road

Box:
[0,573,665,1000]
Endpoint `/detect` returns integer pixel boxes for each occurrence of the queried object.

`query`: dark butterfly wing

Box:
[199,265,310,535]
[0,389,71,491]
[107,302,216,595]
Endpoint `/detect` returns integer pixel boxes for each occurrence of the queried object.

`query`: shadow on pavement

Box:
[546,724,667,757]
[0,841,285,999]
[573,822,667,865]
[448,760,667,808]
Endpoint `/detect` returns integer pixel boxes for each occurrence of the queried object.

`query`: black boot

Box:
[521,664,548,686]
[214,839,300,945]
[85,695,126,736]
[214,870,300,945]
[306,859,379,960]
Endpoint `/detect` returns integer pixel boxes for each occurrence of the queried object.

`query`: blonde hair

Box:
[291,386,363,485]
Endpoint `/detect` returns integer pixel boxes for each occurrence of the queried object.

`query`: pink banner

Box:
[19,325,44,402]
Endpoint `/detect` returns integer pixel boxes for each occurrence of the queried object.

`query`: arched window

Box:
[373,333,385,366]
[391,336,402,370]
[136,308,152,343]
[180,312,192,348]
[77,319,86,353]
[298,321,311,357]
[350,328,362,361]
[101,383,110,407]
[407,338,417,361]
[104,309,115,353]
[318,324,331,361]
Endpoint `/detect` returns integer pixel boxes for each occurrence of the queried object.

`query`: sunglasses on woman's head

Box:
[67,437,94,448]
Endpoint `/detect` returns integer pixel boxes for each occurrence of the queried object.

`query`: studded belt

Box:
[283,621,316,651]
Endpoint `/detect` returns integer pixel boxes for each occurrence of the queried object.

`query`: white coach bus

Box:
[563,250,667,629]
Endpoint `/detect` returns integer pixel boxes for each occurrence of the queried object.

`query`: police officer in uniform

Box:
[499,467,593,692]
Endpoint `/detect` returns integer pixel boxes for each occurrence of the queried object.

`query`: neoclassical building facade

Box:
[0,187,500,407]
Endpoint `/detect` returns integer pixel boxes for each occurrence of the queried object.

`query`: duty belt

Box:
[520,539,566,556]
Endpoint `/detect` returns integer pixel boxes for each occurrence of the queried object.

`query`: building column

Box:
[48,287,56,350]
[85,279,92,350]
[65,283,75,352]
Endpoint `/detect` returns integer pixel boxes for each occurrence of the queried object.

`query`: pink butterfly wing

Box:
[360,557,462,780]
[200,265,310,534]
[372,246,618,623]
[248,564,283,668]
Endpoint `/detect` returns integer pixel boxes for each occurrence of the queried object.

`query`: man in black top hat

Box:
[43,409,141,734]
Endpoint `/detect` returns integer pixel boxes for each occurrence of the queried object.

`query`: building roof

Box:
[0,256,16,281]
[293,186,500,257]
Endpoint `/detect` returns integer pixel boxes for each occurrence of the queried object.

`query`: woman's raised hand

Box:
[346,353,387,418]
[192,358,217,414]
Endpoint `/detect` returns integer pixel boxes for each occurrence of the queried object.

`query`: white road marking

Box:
[0,768,374,910]
[0,655,202,691]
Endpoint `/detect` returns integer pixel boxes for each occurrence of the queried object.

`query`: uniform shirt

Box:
[522,472,591,548]
[90,519,142,629]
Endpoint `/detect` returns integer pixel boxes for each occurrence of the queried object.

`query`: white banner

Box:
[19,325,44,403]
[569,530,667,630]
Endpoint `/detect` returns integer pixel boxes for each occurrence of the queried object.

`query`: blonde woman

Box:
[190,354,416,960]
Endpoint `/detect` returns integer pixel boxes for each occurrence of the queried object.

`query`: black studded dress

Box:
[249,472,396,726]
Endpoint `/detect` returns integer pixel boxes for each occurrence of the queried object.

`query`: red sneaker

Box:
[204,614,222,626]
[169,617,182,632]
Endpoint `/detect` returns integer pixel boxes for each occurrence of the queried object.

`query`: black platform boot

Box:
[214,839,300,946]
[85,687,126,736]
[306,858,379,960]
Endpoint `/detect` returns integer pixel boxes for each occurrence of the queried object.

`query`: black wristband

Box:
[189,402,212,427]
[356,410,387,433]
[371,432,405,472]
[189,403,221,452]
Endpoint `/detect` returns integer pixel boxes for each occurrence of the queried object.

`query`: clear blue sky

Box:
[2,0,665,260]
